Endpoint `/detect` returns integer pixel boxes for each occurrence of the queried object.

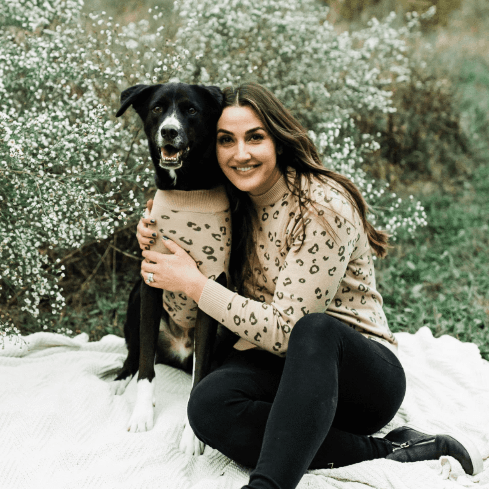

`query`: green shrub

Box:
[0,0,429,343]
[175,0,428,232]
[361,42,473,182]
[0,0,180,343]
[330,0,462,27]
[442,0,489,159]
[322,3,481,184]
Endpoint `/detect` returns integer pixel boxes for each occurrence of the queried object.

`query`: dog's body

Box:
[111,83,234,454]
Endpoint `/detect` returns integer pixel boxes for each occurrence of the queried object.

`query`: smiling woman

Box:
[184,83,482,489]
[136,82,482,489]
[216,106,282,196]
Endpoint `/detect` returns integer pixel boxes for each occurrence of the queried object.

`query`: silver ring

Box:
[146,272,154,284]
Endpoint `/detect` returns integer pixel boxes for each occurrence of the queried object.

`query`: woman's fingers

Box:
[138,238,154,251]
[141,216,153,225]
[136,199,156,250]
[137,220,157,250]
[139,217,155,231]
[141,256,158,273]
[139,239,200,294]
[137,220,156,237]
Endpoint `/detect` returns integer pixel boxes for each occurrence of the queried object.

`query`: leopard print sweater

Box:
[198,169,398,357]
[147,186,231,330]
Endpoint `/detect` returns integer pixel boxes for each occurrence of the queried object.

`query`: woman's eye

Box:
[188,107,196,115]
[218,136,232,144]
[250,133,264,141]
[152,106,162,114]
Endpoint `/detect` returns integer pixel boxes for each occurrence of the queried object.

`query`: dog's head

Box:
[116,83,224,190]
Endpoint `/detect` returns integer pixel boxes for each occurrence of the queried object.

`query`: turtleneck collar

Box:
[248,169,293,207]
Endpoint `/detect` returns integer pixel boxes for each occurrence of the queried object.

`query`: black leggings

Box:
[188,313,406,489]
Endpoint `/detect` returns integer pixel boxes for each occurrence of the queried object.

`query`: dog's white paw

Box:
[109,376,132,395]
[127,379,155,433]
[127,402,154,433]
[179,420,205,456]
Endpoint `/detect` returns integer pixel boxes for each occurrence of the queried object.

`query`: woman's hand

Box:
[136,199,155,250]
[140,237,208,303]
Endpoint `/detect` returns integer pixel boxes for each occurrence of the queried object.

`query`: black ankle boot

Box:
[384,426,483,475]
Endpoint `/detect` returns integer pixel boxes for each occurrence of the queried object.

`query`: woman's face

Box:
[216,105,281,196]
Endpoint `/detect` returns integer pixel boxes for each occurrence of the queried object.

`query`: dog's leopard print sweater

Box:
[147,186,231,330]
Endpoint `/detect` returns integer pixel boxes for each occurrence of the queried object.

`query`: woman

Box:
[136,83,482,488]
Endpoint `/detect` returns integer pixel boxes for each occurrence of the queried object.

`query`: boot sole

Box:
[407,424,483,475]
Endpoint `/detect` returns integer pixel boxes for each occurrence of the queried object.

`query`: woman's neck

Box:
[248,170,291,207]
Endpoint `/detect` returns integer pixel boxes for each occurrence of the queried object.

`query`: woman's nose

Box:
[234,141,251,163]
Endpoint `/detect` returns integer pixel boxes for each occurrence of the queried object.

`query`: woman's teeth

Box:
[236,166,257,172]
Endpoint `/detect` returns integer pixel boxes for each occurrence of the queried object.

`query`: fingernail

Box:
[162,236,168,240]
[150,239,154,244]
[152,233,156,237]
[150,219,155,223]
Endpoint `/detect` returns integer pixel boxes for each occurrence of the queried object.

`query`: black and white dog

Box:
[112,83,234,455]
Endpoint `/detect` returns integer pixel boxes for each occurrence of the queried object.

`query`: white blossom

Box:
[0,0,428,341]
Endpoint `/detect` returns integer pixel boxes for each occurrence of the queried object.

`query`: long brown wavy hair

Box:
[221,82,390,294]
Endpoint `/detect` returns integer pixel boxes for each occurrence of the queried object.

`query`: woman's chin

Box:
[224,165,281,196]
[227,171,262,194]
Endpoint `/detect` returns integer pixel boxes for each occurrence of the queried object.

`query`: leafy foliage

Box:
[363,46,473,181]
[330,0,462,27]
[0,0,169,340]
[174,0,428,234]
[0,0,430,342]
[377,164,489,356]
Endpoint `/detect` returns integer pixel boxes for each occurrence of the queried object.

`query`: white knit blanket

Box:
[1,326,489,489]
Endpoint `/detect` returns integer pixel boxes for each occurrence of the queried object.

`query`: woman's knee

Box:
[187,369,268,467]
[290,313,346,343]
[188,368,257,440]
[187,373,229,441]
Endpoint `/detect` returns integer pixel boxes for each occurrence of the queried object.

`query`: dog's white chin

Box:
[159,161,183,170]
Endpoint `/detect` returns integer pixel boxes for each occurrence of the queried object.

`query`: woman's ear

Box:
[277,145,283,155]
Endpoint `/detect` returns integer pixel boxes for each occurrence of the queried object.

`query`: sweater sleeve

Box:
[198,196,362,357]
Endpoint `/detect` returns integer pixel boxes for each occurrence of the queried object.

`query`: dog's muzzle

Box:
[159,145,190,169]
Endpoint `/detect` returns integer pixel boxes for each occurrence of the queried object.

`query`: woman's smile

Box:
[235,165,259,172]
[216,105,281,196]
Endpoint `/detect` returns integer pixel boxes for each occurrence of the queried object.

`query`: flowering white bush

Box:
[0,0,429,343]
[174,0,428,238]
[0,0,179,344]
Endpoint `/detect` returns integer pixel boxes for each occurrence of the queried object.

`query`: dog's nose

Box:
[161,125,179,140]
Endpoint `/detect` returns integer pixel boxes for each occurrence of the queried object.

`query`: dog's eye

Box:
[188,107,197,115]
[152,106,162,114]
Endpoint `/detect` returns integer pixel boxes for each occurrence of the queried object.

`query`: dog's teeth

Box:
[159,147,189,166]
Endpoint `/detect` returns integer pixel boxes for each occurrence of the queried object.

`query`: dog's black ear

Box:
[116,84,152,117]
[200,85,224,109]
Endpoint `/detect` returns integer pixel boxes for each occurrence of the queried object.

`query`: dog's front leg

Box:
[180,415,205,456]
[179,272,226,454]
[127,281,162,433]
[178,317,216,454]
[180,350,206,456]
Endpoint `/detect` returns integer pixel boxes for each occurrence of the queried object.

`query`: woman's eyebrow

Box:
[217,126,265,135]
